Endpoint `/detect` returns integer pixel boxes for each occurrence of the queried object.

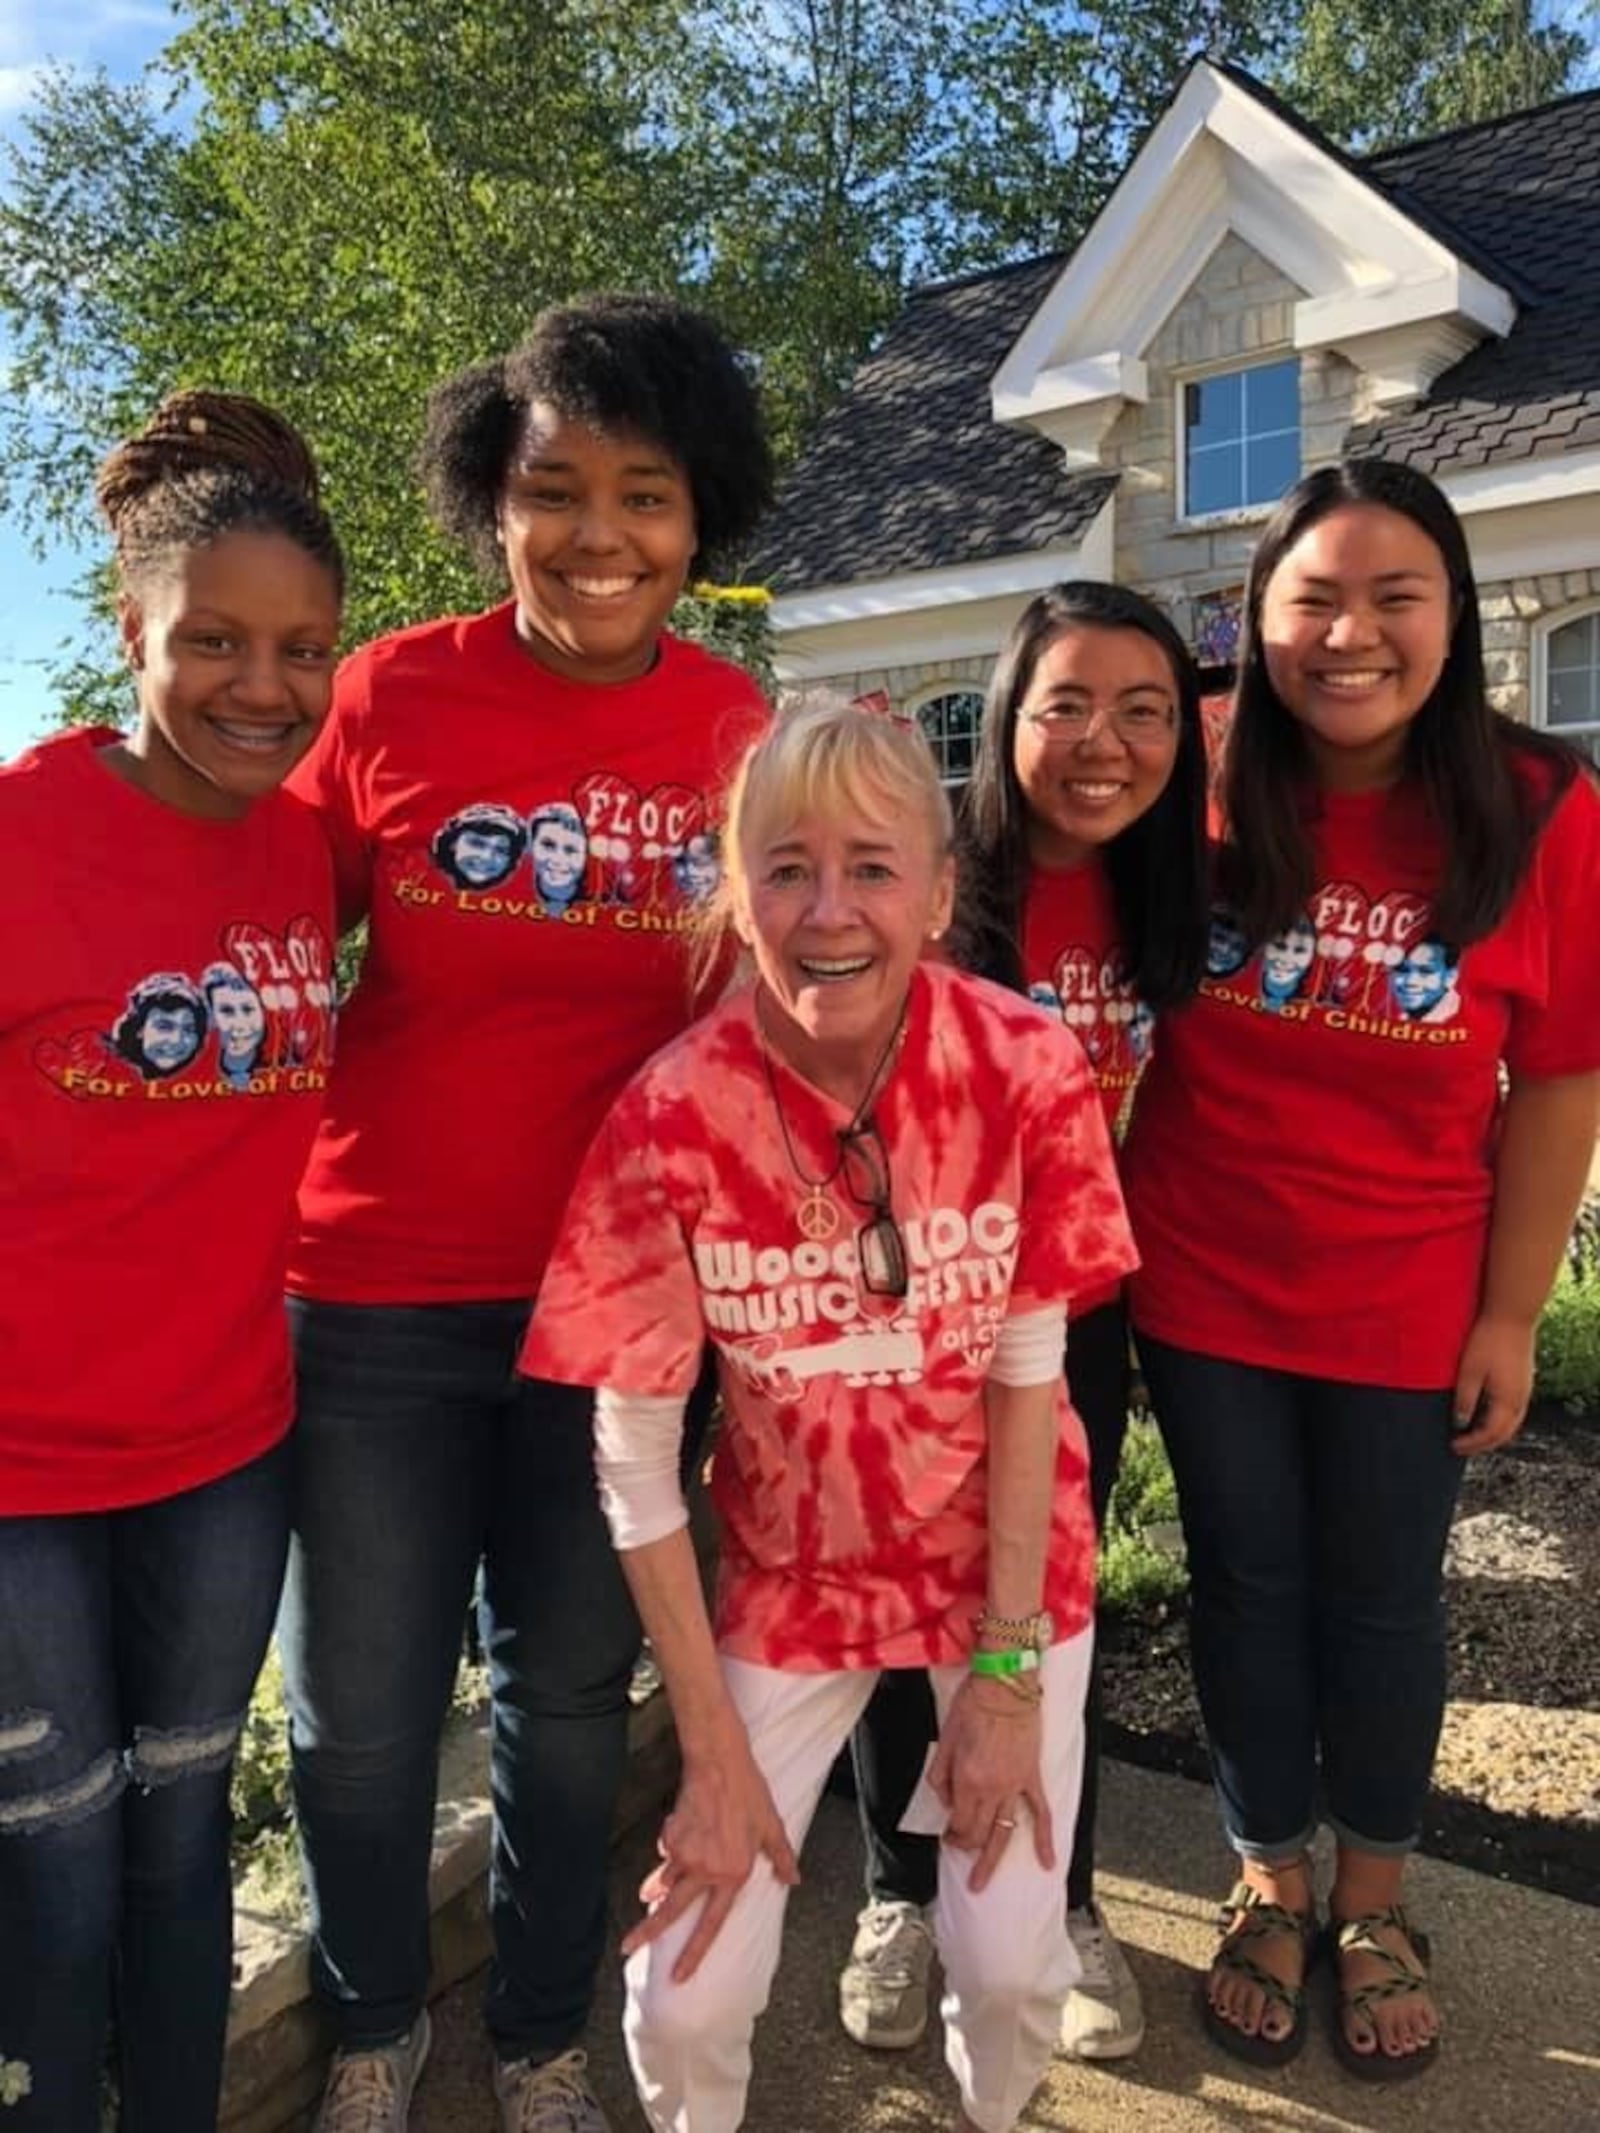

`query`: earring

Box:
[928,926,944,941]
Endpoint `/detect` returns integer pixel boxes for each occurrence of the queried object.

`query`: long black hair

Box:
[1224,458,1581,946]
[953,581,1210,1007]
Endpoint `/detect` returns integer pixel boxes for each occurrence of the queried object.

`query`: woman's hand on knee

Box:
[622,1748,798,1980]
[929,1679,1054,1891]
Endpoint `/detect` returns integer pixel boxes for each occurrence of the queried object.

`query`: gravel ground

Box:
[1100,1400,1600,1904]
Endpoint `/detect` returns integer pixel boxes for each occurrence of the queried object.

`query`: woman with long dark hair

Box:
[1125,459,1599,2083]
[837,583,1209,2067]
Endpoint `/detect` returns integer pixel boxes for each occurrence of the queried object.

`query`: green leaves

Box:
[0,0,1588,706]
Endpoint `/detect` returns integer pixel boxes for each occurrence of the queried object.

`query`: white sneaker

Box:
[314,2009,432,2131]
[838,1898,936,2049]
[493,2046,612,2132]
[1059,1904,1146,2060]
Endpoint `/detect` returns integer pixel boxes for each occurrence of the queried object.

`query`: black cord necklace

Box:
[758,994,908,1244]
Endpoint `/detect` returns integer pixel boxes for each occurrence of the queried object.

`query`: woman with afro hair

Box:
[282,295,774,2133]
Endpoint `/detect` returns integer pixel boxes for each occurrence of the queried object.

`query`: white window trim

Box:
[905,681,987,788]
[1176,351,1302,526]
[1531,597,1600,749]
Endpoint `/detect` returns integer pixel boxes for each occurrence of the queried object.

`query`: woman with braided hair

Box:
[0,389,343,2129]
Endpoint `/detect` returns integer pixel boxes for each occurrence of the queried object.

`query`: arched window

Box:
[910,687,984,787]
[1537,605,1600,765]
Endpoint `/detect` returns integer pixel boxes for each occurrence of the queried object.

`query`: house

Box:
[755,60,1600,780]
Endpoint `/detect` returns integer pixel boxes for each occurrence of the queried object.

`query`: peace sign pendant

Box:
[796,1186,840,1243]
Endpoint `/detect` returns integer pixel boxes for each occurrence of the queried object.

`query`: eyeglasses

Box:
[1019,700,1178,746]
[836,1116,908,1298]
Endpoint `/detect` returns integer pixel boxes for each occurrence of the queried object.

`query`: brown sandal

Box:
[1329,1905,1440,2083]
[1199,1875,1319,2068]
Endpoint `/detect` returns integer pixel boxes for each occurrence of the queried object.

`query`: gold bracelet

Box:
[970,1669,1042,1709]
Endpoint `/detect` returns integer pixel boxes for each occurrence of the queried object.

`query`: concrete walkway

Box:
[407,1759,1599,2132]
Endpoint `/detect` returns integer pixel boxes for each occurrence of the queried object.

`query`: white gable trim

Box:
[769,492,1114,636]
[992,62,1516,446]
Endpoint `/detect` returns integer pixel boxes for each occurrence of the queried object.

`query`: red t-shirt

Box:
[0,730,335,1514]
[1125,771,1600,1389]
[1022,858,1151,1314]
[520,963,1137,1671]
[286,606,767,1302]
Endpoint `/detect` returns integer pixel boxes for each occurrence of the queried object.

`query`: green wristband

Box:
[969,1648,1042,1678]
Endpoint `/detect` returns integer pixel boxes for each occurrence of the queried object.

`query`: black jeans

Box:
[1135,1332,1463,1857]
[851,1300,1130,1913]
[0,1443,289,2132]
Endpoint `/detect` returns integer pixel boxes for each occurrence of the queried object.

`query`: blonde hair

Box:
[690,696,951,997]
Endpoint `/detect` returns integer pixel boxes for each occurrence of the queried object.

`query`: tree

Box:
[1278,0,1590,151]
[1,0,1593,714]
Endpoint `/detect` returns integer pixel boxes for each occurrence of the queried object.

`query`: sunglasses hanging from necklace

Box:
[759,997,911,1297]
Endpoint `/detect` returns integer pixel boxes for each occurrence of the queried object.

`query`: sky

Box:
[0,0,176,757]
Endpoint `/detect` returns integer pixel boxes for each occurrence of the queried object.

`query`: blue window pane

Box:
[1243,358,1300,432]
[1547,614,1600,673]
[1187,445,1240,517]
[1185,371,1242,452]
[1244,429,1300,508]
[1548,666,1595,728]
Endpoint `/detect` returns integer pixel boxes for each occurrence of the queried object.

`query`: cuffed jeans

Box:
[850,1299,1130,1913]
[1135,1332,1464,1858]
[0,1442,290,2133]
[278,1298,644,2060]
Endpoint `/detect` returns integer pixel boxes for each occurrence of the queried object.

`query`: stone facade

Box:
[1479,568,1600,724]
[812,239,1597,742]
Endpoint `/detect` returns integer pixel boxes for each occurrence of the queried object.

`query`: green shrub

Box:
[1536,1218,1600,1412]
[1099,1413,1187,1616]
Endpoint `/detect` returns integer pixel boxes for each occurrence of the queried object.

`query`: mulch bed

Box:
[1100,1401,1599,1907]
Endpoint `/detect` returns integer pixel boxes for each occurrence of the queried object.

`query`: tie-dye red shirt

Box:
[521,962,1137,1670]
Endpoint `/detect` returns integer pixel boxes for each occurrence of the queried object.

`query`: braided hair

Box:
[96,389,344,595]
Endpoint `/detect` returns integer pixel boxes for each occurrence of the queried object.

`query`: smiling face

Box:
[736,790,954,1098]
[1258,502,1455,792]
[116,529,340,821]
[209,979,265,1064]
[495,404,697,685]
[1391,937,1456,1016]
[1012,623,1182,869]
[530,810,587,898]
[141,1003,202,1073]
[453,826,516,887]
[1261,917,1316,998]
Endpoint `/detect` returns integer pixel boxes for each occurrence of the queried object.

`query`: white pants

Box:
[624,1631,1091,2133]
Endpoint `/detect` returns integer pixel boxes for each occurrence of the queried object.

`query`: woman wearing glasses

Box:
[842,583,1209,2067]
[521,700,1135,2133]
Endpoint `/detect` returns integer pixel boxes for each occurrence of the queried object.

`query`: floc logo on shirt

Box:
[34,918,336,1102]
[1028,947,1153,1090]
[390,772,723,935]
[1204,881,1465,1041]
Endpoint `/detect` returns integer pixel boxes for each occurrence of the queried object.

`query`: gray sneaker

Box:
[1059,1903,1146,2060]
[314,2009,432,2132]
[838,1898,936,2049]
[493,2046,612,2133]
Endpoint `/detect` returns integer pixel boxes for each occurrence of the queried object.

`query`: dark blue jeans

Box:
[0,1443,290,2133]
[851,1299,1130,1912]
[1135,1333,1464,1858]
[279,1299,644,2060]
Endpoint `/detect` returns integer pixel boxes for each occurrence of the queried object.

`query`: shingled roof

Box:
[751,255,1114,594]
[757,78,1600,595]
[1348,89,1600,472]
